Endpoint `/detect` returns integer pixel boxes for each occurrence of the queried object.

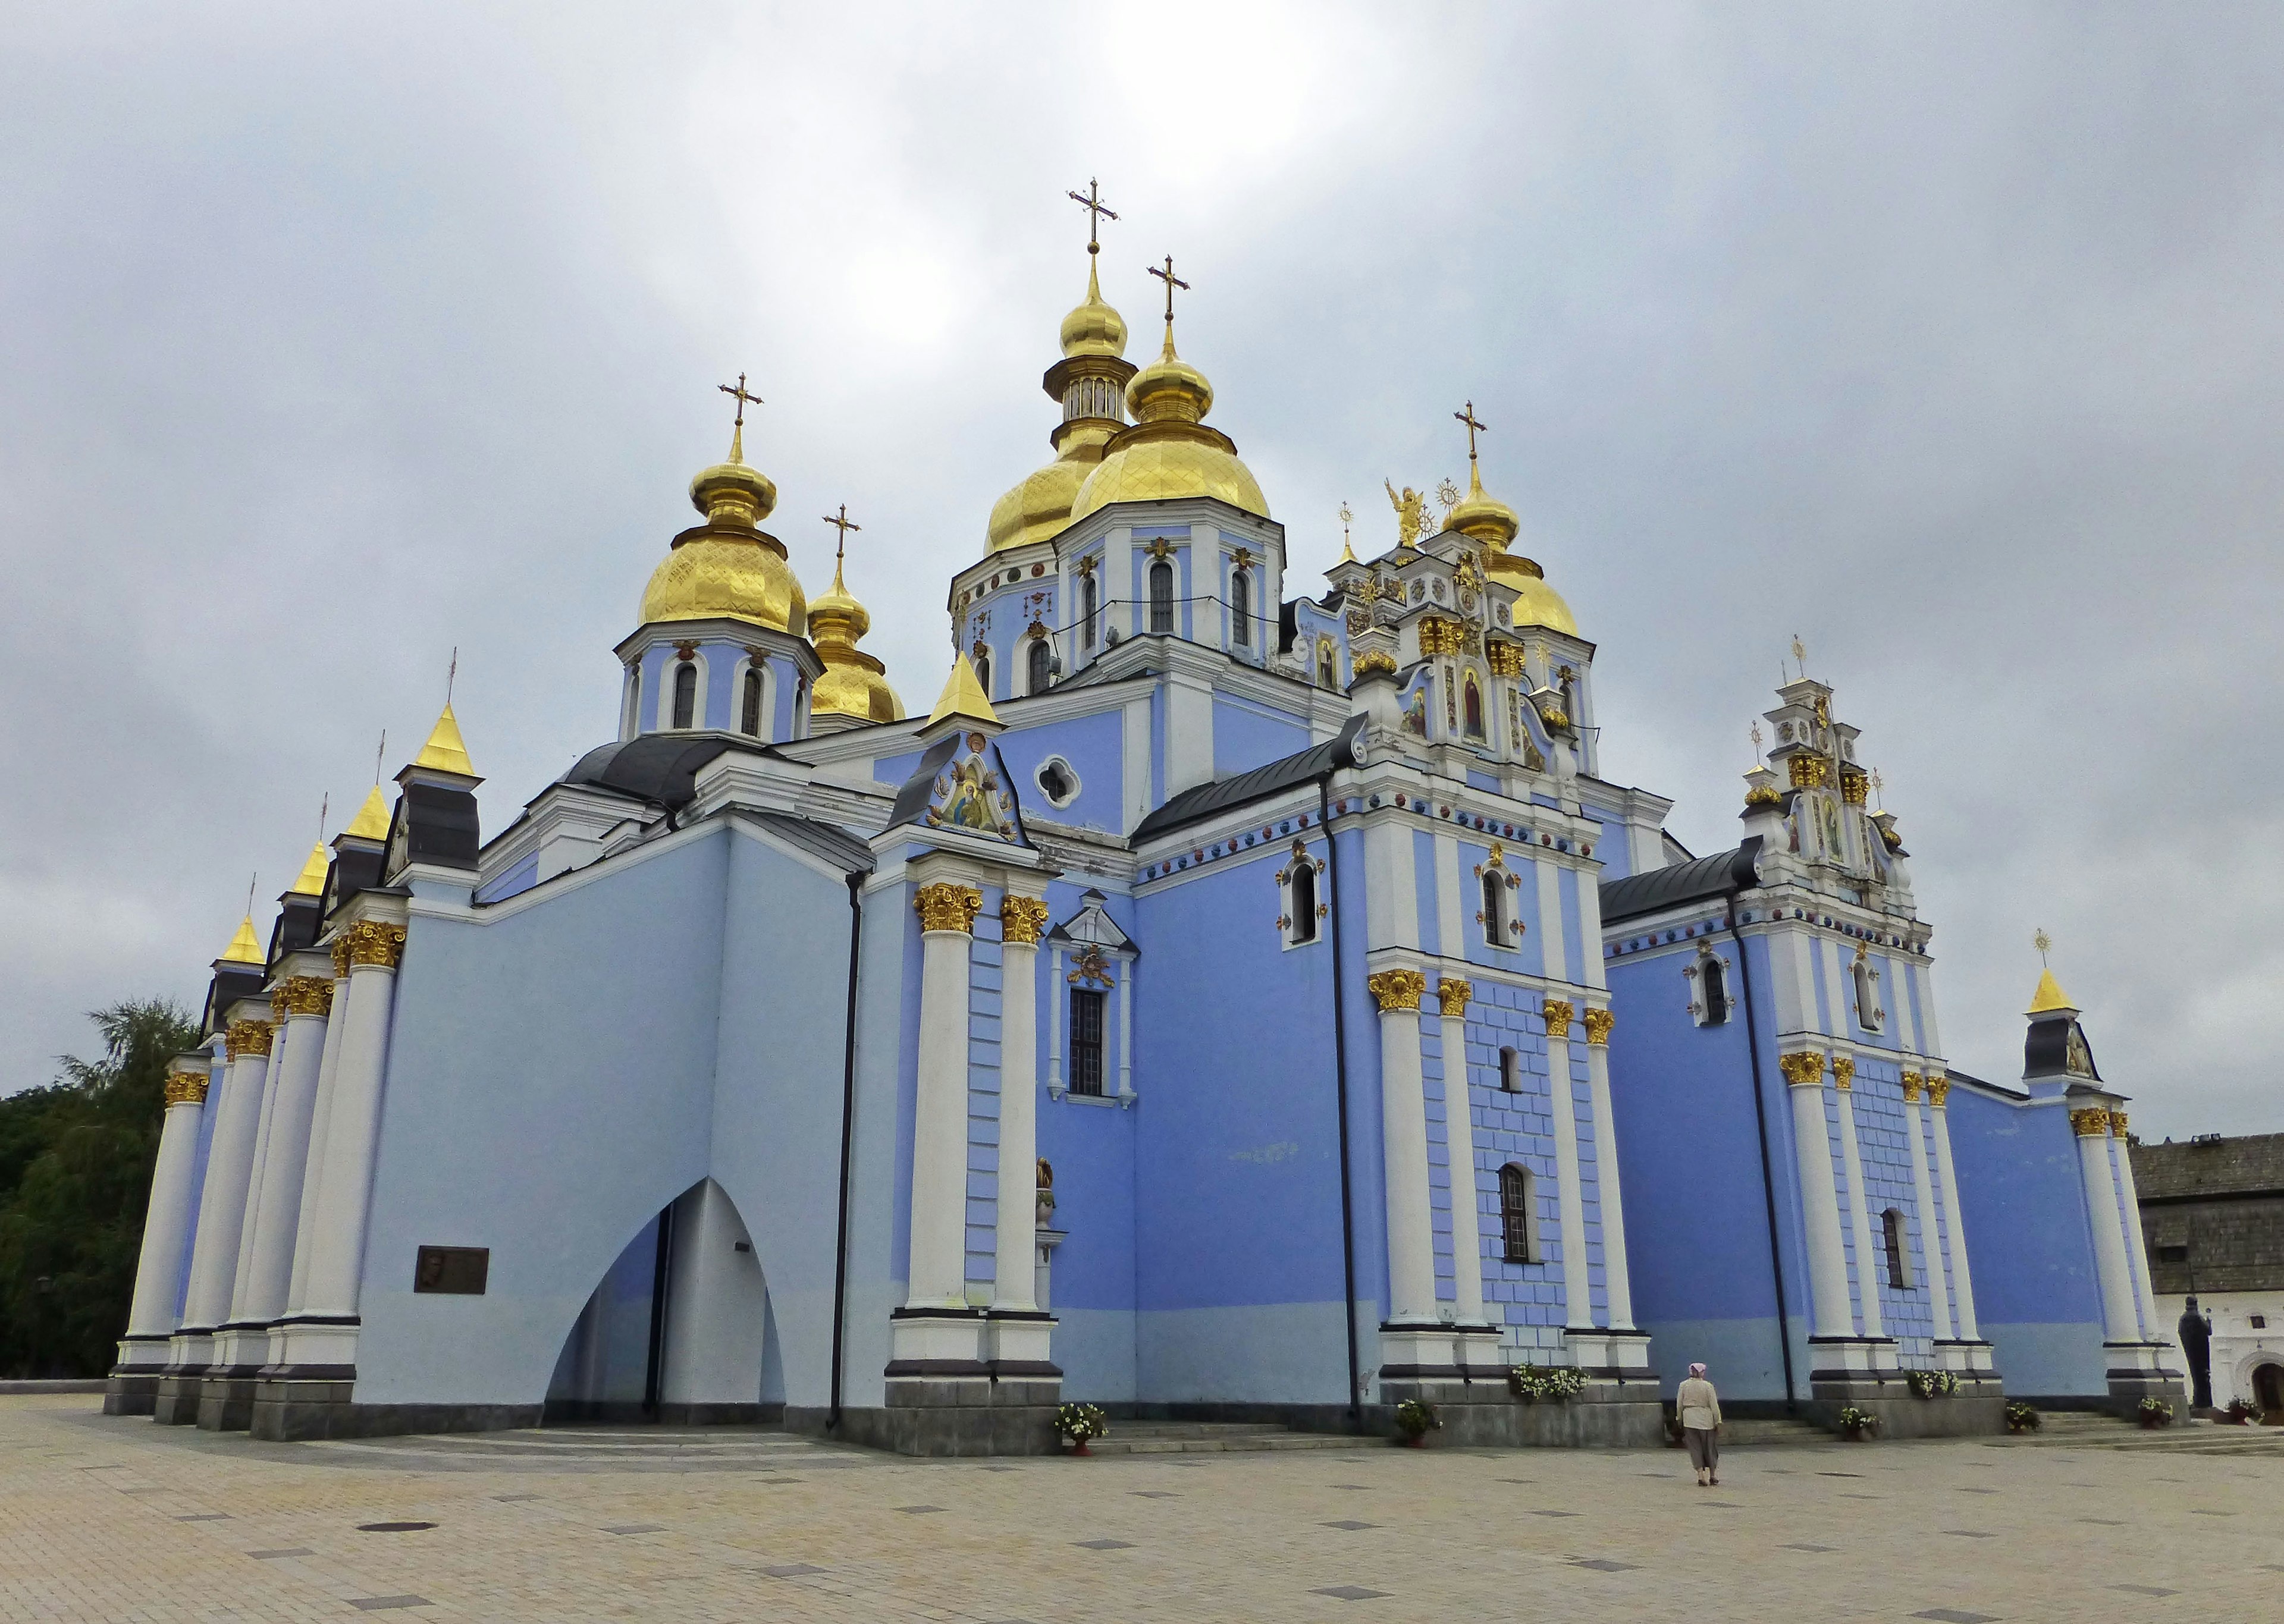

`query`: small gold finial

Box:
[220,911,263,965]
[1750,721,1764,764]
[1435,478,1461,516]
[2033,928,2052,964]
[1454,400,1488,466]
[1790,634,1808,680]
[717,371,763,462]
[343,783,390,840]
[1869,768,1884,809]
[1338,501,1356,563]
[413,703,475,776]
[926,652,1000,728]
[1068,178,1118,255]
[1146,253,1190,332]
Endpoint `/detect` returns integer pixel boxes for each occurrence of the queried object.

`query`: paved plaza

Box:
[0,1395,2276,1622]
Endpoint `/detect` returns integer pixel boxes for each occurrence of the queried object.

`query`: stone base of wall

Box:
[102,1373,159,1415]
[795,1378,1063,1456]
[249,1372,544,1442]
[1380,1382,1669,1450]
[2104,1372,2191,1419]
[195,1372,260,1432]
[1801,1395,2007,1438]
[151,1372,206,1426]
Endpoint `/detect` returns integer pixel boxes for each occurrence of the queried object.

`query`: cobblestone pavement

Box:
[2,1395,2276,1622]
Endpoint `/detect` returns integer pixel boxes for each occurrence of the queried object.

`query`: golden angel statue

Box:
[1385,479,1427,547]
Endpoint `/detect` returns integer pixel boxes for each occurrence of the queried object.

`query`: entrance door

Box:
[2255,1361,2284,1420]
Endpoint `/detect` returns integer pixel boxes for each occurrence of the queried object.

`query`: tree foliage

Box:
[0,1000,202,1378]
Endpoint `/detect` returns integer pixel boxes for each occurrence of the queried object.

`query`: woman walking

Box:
[1677,1362,1722,1487]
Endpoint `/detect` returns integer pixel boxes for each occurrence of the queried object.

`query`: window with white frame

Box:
[1047,893,1137,1105]
[670,658,698,730]
[1852,949,1885,1032]
[1499,1163,1540,1262]
[1686,944,1734,1026]
[1280,839,1325,947]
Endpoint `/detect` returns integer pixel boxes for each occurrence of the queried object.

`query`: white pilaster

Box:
[236,982,332,1338]
[1580,1010,1635,1330]
[2109,1113,2164,1340]
[1370,969,1438,1327]
[993,898,1044,1315]
[1543,1001,1593,1331]
[283,968,352,1318]
[906,884,978,1312]
[1831,1058,1885,1337]
[1925,1078,1982,1340]
[179,1033,272,1340]
[1535,859,1567,982]
[1900,1071,1954,1342]
[120,1075,211,1353]
[1782,1051,1855,1339]
[1435,982,1486,1327]
[2074,1107,2143,1343]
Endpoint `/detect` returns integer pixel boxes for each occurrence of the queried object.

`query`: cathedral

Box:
[106,203,2186,1451]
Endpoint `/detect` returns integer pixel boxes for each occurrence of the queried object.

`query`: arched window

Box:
[1700,956,1730,1026]
[671,660,697,730]
[1288,859,1317,944]
[739,666,764,737]
[1027,638,1051,696]
[1853,955,1884,1032]
[1499,1047,1520,1092]
[1499,1163,1538,1263]
[1069,987,1106,1097]
[1149,558,1175,634]
[1231,567,1251,645]
[1480,871,1505,947]
[1316,638,1336,689]
[975,652,992,696]
[1081,572,1099,651]
[1882,1208,1912,1290]
[1464,675,1485,738]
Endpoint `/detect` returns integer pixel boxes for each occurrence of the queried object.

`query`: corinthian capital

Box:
[1000,894,1050,945]
[340,919,407,970]
[1582,1007,1614,1047]
[914,882,984,935]
[1366,968,1426,1012]
[1778,1051,1825,1089]
[164,1071,210,1107]
[271,975,335,1020]
[1436,977,1472,1017]
[1830,1054,1855,1091]
[1541,998,1574,1038]
[224,1019,275,1060]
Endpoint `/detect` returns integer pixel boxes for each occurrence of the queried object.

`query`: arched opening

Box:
[1149,558,1175,634]
[625,667,641,737]
[1027,637,1052,696]
[671,661,698,730]
[1499,1163,1538,1263]
[1464,675,1485,739]
[1081,573,1099,651]
[2254,1361,2284,1416]
[739,666,764,737]
[1853,956,1883,1031]
[1480,871,1505,947]
[544,1179,782,1427]
[1499,1046,1520,1092]
[1700,957,1730,1025]
[1882,1207,1912,1290]
[1288,859,1317,944]
[974,651,992,696]
[1231,567,1251,645]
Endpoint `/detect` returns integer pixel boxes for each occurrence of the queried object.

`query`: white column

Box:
[179,1026,274,1336]
[283,965,352,1318]
[236,978,332,1334]
[1580,1009,1636,1331]
[121,1072,212,1345]
[992,897,1044,1314]
[223,1012,296,1338]
[2110,1111,2164,1340]
[1781,1051,1855,1339]
[1371,969,1438,1324]
[1115,962,1135,1104]
[1542,1000,1593,1331]
[2074,1106,2142,1342]
[297,922,406,1333]
[1436,979,1487,1325]
[1900,1071,1954,1342]
[906,882,979,1311]
[1925,1076,1981,1340]
[1831,1057,1885,1338]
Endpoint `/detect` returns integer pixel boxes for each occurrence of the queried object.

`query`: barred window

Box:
[1149,560,1175,634]
[1069,988,1106,1097]
[671,661,697,730]
[739,667,764,736]
[1027,638,1052,695]
[1481,872,1505,947]
[1882,1208,1912,1290]
[1499,1163,1538,1263]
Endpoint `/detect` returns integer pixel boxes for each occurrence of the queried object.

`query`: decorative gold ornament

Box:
[1745,783,1784,807]
[1830,1054,1855,1091]
[1582,1007,1614,1047]
[1542,998,1574,1038]
[1778,1051,1826,1089]
[1436,978,1472,1017]
[1787,755,1829,789]
[1900,1070,1924,1102]
[914,882,984,934]
[340,920,407,969]
[1351,649,1397,678]
[1927,1075,1951,1106]
[1486,641,1527,677]
[1366,968,1427,1012]
[224,1019,275,1060]
[164,1071,210,1107]
[271,976,335,1020]
[1417,616,1468,656]
[1839,769,1869,805]
[2070,1107,2112,1137]
[2110,1110,2129,1135]
[1000,894,1050,945]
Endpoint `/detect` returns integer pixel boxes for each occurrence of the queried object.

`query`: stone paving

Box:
[1,1394,2277,1622]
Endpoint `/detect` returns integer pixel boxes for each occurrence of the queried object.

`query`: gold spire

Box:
[288,841,329,896]
[808,510,903,724]
[2026,968,2076,1015]
[926,652,1000,728]
[219,916,264,965]
[343,784,390,841]
[413,703,475,776]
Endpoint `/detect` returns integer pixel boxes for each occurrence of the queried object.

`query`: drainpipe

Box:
[1319,774,1364,1431]
[1715,838,1795,1409]
[827,869,864,1431]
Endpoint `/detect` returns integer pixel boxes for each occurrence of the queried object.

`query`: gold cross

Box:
[1068,178,1118,254]
[1454,400,1488,464]
[718,372,763,430]
[821,503,862,570]
[1147,255,1190,324]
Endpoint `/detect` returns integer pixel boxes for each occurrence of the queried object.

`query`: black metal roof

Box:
[560,733,780,814]
[1598,838,1762,924]
[1131,715,1366,842]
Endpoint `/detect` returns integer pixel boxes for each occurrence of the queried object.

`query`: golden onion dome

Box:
[985,260,1134,554]
[640,425,807,635]
[1059,258,1129,359]
[1445,463,1521,550]
[809,557,903,723]
[1486,549,1579,636]
[987,457,1094,552]
[1070,325,1269,524]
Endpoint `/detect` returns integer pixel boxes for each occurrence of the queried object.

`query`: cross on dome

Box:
[821,502,862,571]
[1068,178,1118,254]
[1147,255,1190,325]
[717,372,763,461]
[1454,400,1489,464]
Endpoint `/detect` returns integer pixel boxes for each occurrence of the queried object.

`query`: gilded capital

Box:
[1830,1054,1855,1091]
[330,935,354,978]
[224,1019,275,1060]
[1778,1051,1825,1089]
[1541,998,1574,1039]
[1926,1075,1950,1107]
[1366,968,1427,1013]
[1352,648,1398,678]
[1486,641,1528,678]
[1900,1070,1924,1103]
[1436,977,1472,1017]
[1787,755,1829,789]
[1417,615,1469,656]
[2109,1110,2129,1135]
[271,975,335,1020]
[340,919,407,970]
[1000,894,1050,946]
[2070,1106,2111,1138]
[1582,1007,1614,1047]
[163,1072,210,1107]
[914,882,984,935]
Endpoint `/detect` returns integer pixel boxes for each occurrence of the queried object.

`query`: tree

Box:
[0,1000,202,1378]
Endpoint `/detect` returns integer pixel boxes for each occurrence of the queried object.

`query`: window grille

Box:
[1232,568,1251,645]
[1499,1163,1536,1262]
[1069,988,1106,1097]
[1882,1208,1912,1290]
[740,667,764,736]
[672,661,697,730]
[1149,560,1175,634]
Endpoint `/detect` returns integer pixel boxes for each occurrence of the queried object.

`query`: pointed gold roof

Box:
[2026,968,2076,1016]
[413,703,475,776]
[288,841,329,896]
[926,652,1000,728]
[219,916,264,965]
[342,784,391,840]
[810,558,905,724]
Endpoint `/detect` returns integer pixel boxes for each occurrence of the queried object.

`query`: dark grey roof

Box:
[744,811,873,875]
[1131,715,1366,843]
[560,733,780,814]
[1598,838,1762,924]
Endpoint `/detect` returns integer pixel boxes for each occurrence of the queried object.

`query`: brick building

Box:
[2133,1132,2284,1414]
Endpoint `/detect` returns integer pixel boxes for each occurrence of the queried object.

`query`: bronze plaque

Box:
[413,1245,489,1295]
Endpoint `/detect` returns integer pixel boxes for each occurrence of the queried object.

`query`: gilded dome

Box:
[1069,326,1269,524]
[1059,259,1128,359]
[1486,549,1578,636]
[1444,464,1520,551]
[639,429,807,634]
[987,457,1094,552]
[986,260,1135,554]
[808,557,902,724]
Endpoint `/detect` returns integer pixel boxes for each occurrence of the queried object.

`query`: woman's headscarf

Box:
[1688,1362,1708,1377]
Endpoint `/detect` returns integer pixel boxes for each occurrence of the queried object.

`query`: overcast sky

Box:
[4,4,2277,1137]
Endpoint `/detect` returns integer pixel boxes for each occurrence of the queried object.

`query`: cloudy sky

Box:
[4,4,2277,1137]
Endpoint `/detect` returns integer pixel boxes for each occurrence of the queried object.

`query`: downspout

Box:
[1318,774,1364,1431]
[827,868,864,1431]
[1717,840,1795,1410]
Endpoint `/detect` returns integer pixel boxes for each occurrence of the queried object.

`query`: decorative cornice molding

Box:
[1366,968,1426,1012]
[914,882,984,935]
